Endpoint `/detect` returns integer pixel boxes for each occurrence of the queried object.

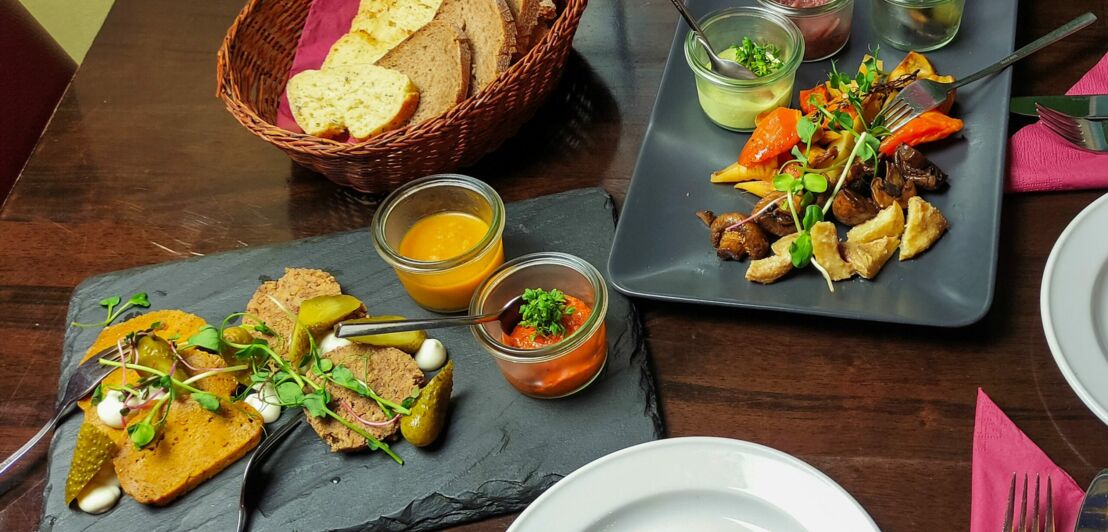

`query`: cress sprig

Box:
[518,288,576,340]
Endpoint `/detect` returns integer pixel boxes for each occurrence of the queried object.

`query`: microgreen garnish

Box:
[184,325,222,352]
[71,292,153,329]
[518,288,575,339]
[725,37,784,77]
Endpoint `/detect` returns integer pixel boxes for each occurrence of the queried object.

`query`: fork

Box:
[1002,472,1055,532]
[1035,104,1108,152]
[882,12,1096,133]
[0,344,121,478]
[236,414,304,532]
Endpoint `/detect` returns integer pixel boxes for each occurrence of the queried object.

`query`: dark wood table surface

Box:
[2,1,1106,530]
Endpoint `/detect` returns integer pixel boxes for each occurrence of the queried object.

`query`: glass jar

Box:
[684,7,804,132]
[872,0,965,52]
[757,0,853,62]
[470,253,609,399]
[372,174,505,313]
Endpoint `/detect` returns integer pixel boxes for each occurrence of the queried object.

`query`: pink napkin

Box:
[971,389,1085,531]
[1008,52,1108,192]
[274,0,360,137]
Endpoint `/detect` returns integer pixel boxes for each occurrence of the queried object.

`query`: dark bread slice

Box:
[435,0,517,94]
[306,344,424,452]
[377,20,472,125]
[505,0,539,53]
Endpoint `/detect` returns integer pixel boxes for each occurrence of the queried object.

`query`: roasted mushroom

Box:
[893,144,947,191]
[697,211,771,261]
[873,154,919,209]
[752,193,798,237]
[808,145,839,169]
[832,188,881,226]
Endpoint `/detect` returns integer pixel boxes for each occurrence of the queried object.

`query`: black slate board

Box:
[40,188,662,531]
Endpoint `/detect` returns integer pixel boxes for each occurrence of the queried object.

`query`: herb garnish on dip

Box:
[721,37,784,77]
[504,288,592,349]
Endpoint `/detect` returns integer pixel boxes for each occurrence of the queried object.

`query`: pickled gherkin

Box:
[136,335,176,375]
[344,315,427,354]
[65,423,117,503]
[289,295,364,365]
[401,361,453,447]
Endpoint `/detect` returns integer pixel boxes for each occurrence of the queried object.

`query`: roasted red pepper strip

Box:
[879,111,963,155]
[739,107,802,166]
[799,85,830,115]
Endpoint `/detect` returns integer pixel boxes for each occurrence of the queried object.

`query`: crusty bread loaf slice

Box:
[505,0,539,53]
[435,0,516,93]
[305,345,425,452]
[322,31,381,70]
[114,400,263,505]
[286,65,419,140]
[341,0,444,64]
[377,20,471,125]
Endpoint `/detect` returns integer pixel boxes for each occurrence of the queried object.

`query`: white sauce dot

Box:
[76,466,121,514]
[96,391,126,429]
[244,382,281,424]
[319,332,353,355]
[414,339,447,371]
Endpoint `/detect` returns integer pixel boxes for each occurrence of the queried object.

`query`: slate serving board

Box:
[40,188,663,531]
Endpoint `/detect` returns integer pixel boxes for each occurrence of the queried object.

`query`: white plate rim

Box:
[1041,193,1108,425]
[508,436,879,531]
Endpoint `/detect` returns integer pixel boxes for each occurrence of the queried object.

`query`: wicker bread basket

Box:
[216,0,587,193]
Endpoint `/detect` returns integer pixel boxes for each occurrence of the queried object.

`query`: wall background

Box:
[18,0,114,63]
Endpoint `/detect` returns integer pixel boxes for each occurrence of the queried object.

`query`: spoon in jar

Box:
[333,296,525,338]
[667,0,757,80]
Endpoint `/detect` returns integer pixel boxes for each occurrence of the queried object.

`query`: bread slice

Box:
[322,31,382,70]
[377,20,471,125]
[342,0,444,64]
[286,64,419,139]
[537,0,556,20]
[505,0,539,53]
[305,345,425,452]
[435,0,516,93]
[114,400,263,505]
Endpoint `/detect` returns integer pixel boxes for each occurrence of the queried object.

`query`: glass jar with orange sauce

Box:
[470,253,609,399]
[372,175,506,313]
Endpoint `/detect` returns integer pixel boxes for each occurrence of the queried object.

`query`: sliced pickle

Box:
[136,335,176,375]
[289,295,364,366]
[401,360,453,447]
[219,326,255,386]
[65,423,117,504]
[344,315,427,354]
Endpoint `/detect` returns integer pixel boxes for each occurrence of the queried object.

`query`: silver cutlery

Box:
[666,0,757,80]
[1010,95,1108,119]
[0,345,121,478]
[1002,472,1054,532]
[1074,469,1108,532]
[236,414,305,532]
[334,295,525,338]
[1036,104,1108,152]
[883,12,1097,133]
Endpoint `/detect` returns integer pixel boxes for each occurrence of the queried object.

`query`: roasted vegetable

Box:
[889,51,955,113]
[892,144,947,191]
[847,204,906,244]
[900,197,948,260]
[401,361,453,447]
[65,423,117,504]
[810,222,854,281]
[734,180,776,198]
[703,212,771,261]
[844,236,900,279]
[832,189,881,226]
[710,159,777,183]
[739,107,802,166]
[345,315,427,354]
[879,111,963,156]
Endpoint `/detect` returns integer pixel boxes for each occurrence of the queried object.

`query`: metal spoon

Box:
[667,0,757,80]
[333,296,525,338]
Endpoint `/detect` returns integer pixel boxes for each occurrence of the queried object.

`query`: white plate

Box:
[1042,193,1108,425]
[509,437,878,532]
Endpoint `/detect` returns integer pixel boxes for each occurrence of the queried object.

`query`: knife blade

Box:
[1010,95,1108,118]
[1074,469,1108,532]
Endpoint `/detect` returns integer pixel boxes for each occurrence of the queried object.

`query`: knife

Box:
[1074,469,1108,532]
[1010,95,1108,118]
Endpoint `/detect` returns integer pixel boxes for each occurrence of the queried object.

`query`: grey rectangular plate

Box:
[608,0,1016,327]
[41,188,662,531]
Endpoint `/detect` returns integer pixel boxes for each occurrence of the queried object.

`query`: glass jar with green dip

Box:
[684,7,804,132]
[872,0,964,52]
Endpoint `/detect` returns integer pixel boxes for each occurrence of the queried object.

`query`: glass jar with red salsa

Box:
[470,253,608,399]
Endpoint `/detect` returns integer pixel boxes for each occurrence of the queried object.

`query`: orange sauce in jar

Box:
[395,212,504,312]
[499,294,607,397]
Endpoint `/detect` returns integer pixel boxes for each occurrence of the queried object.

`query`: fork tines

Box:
[1003,472,1055,532]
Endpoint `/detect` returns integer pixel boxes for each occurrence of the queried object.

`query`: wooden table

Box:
[1,1,1105,530]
